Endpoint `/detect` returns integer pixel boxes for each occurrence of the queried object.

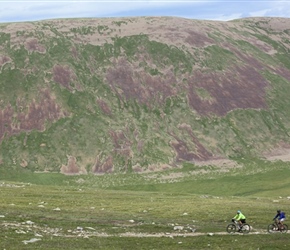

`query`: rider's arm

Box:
[236,214,242,220]
[233,214,240,220]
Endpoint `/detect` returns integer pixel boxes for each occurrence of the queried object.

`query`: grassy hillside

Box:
[0,16,290,173]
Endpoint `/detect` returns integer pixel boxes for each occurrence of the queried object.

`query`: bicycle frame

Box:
[274,219,284,228]
[268,221,288,233]
[227,220,250,234]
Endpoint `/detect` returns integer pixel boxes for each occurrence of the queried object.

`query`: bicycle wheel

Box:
[280,224,288,233]
[241,223,250,234]
[268,224,277,233]
[226,223,236,233]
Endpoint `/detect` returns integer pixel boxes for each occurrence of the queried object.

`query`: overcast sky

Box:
[0,0,290,23]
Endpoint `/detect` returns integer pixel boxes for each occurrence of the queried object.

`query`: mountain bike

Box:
[226,220,250,234]
[268,221,288,233]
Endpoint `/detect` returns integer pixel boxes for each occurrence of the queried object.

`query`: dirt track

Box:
[117,230,289,238]
[2,221,289,240]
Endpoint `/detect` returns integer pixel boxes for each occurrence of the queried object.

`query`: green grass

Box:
[203,45,237,70]
[1,233,290,250]
[0,181,289,249]
[112,168,290,197]
[1,160,290,249]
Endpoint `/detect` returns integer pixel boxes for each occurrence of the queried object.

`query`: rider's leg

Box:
[238,219,245,231]
[275,219,280,230]
[280,218,285,229]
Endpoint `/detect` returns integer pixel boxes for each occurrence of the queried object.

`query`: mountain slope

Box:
[0,16,290,173]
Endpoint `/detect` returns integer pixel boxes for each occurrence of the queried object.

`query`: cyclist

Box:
[273,210,286,230]
[232,210,246,232]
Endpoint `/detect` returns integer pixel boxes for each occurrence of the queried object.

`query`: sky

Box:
[0,0,290,23]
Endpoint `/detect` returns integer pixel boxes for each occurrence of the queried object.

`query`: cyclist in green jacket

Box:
[232,210,246,231]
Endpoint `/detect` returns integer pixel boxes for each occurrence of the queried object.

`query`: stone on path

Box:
[22,238,41,245]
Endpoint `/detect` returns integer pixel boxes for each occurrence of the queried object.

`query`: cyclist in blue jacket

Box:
[273,210,286,229]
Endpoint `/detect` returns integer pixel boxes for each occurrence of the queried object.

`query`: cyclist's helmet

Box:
[237,210,241,214]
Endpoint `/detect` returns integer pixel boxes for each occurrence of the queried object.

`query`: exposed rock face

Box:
[92,156,114,174]
[61,156,87,175]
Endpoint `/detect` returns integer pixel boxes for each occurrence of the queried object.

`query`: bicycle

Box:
[268,221,288,233]
[226,220,251,234]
